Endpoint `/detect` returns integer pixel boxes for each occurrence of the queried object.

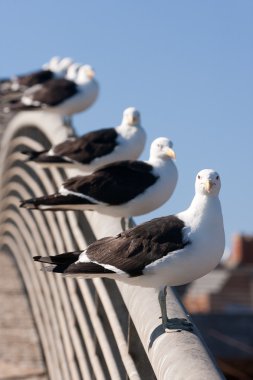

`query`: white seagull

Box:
[0,57,73,94]
[33,169,225,332]
[65,62,82,81]
[4,64,99,116]
[21,107,146,173]
[20,137,177,217]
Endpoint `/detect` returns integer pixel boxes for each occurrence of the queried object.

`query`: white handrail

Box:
[0,111,225,380]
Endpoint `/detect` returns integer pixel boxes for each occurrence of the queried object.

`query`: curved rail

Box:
[0,111,225,380]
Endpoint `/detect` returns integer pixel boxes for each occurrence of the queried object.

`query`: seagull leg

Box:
[158,286,193,332]
[158,286,169,329]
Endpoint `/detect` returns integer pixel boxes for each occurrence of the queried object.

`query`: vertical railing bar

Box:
[93,278,141,380]
[77,280,123,380]
[4,182,92,380]
[67,280,106,380]
[4,211,70,380]
[2,230,62,380]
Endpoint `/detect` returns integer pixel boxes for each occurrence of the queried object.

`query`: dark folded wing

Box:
[84,215,189,275]
[33,216,189,276]
[63,160,158,204]
[26,78,78,106]
[34,251,114,274]
[34,251,82,264]
[18,70,54,87]
[53,128,118,164]
[20,193,88,209]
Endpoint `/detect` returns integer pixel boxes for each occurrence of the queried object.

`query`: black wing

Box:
[18,70,54,87]
[26,78,78,106]
[53,128,118,164]
[84,215,189,275]
[20,192,91,209]
[33,216,189,276]
[21,149,69,164]
[0,69,53,93]
[34,251,115,275]
[63,160,158,204]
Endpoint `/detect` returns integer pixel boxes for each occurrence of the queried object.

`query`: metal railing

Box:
[0,110,225,380]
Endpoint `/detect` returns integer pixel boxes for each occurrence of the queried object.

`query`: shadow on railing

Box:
[0,110,225,380]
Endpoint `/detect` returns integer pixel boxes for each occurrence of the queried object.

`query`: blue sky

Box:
[1,0,252,250]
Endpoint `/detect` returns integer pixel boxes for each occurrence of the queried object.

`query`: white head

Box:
[76,64,96,84]
[42,56,61,70]
[57,57,74,72]
[66,62,82,80]
[195,169,221,196]
[122,107,141,126]
[149,137,176,160]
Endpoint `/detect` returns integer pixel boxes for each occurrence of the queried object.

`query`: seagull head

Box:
[78,65,96,80]
[122,107,141,126]
[42,56,61,70]
[57,57,74,73]
[195,169,221,196]
[150,137,176,161]
[66,62,82,80]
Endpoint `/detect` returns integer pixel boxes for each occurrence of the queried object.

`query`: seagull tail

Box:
[21,149,71,165]
[34,251,114,275]
[20,193,64,210]
[21,149,49,162]
[3,102,38,113]
[19,192,90,210]
[34,251,82,273]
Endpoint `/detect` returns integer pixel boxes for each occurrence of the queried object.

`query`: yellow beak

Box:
[131,115,138,124]
[205,180,214,192]
[167,148,176,159]
[86,68,95,79]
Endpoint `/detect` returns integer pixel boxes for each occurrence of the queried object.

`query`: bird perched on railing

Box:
[21,107,146,173]
[3,64,99,116]
[65,62,82,81]
[0,56,73,94]
[33,169,225,332]
[20,137,177,217]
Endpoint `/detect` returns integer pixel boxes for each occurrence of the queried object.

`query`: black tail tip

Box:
[33,256,42,262]
[19,201,25,208]
[20,149,42,161]
[20,150,34,160]
[19,199,37,209]
[19,200,27,208]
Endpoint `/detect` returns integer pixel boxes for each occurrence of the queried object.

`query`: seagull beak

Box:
[132,115,138,124]
[128,115,138,125]
[86,67,95,79]
[205,180,214,193]
[167,148,176,159]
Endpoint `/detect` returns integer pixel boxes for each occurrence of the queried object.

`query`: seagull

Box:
[20,137,177,217]
[0,57,73,94]
[4,64,99,116]
[65,62,82,81]
[33,169,225,332]
[21,107,146,172]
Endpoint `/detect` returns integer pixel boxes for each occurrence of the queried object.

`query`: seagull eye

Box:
[216,175,219,180]
[197,175,201,179]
